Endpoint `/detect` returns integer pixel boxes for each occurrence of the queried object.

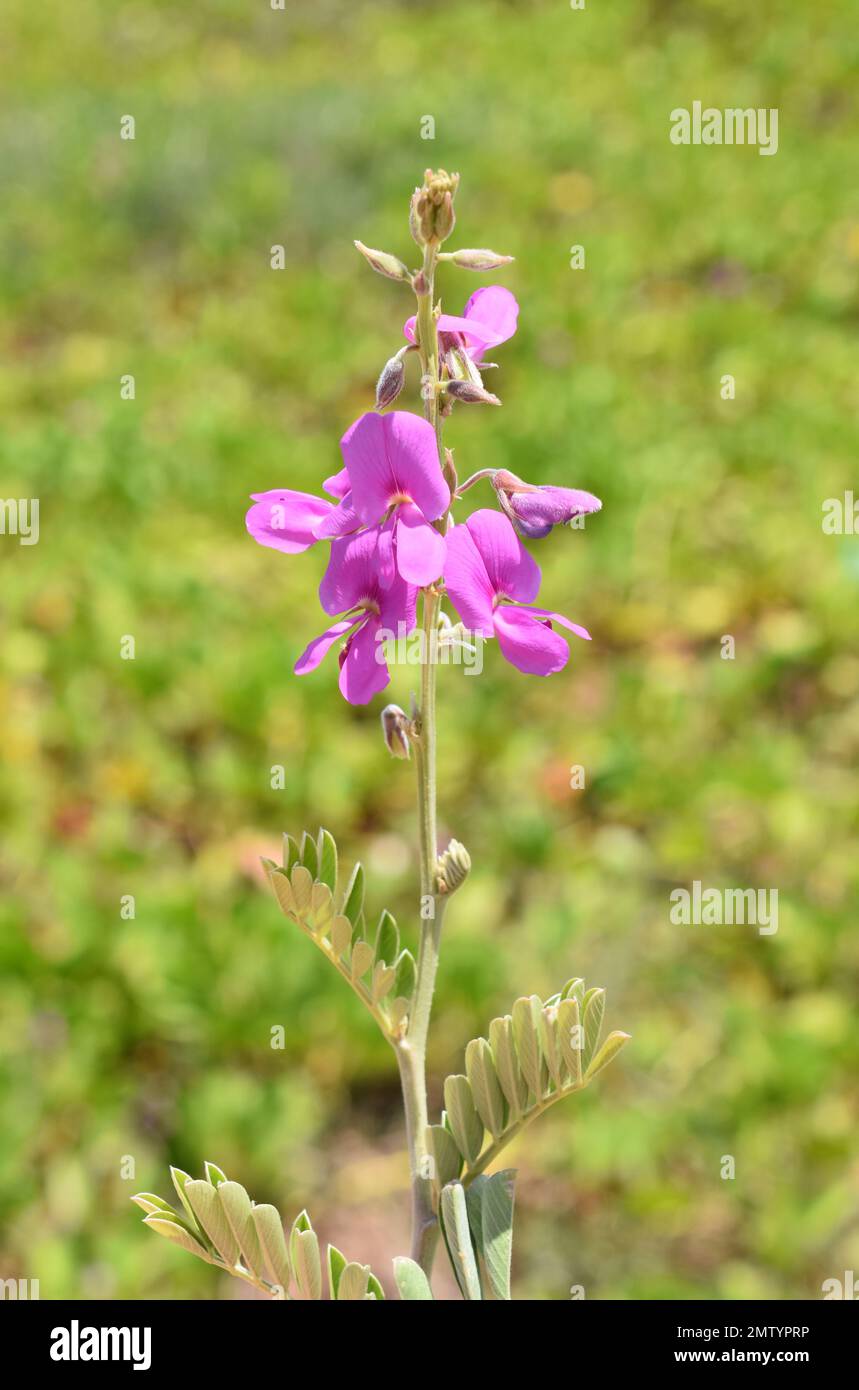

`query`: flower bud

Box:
[492,469,602,539]
[375,351,406,409]
[436,839,471,895]
[411,169,460,247]
[380,703,411,759]
[445,248,514,270]
[353,240,411,283]
[445,379,501,406]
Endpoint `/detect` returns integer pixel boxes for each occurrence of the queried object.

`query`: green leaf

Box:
[540,1006,564,1090]
[143,1215,212,1262]
[170,1166,205,1239]
[393,948,416,1001]
[351,940,374,979]
[341,861,365,926]
[316,827,338,893]
[374,909,399,967]
[393,1256,434,1300]
[217,1181,263,1275]
[282,834,301,874]
[329,913,353,957]
[489,1015,527,1119]
[465,1170,516,1301]
[290,1212,322,1300]
[184,1179,239,1267]
[426,1123,463,1190]
[366,1271,386,1301]
[585,1029,631,1081]
[562,977,585,1007]
[269,869,298,918]
[557,996,583,1085]
[465,1038,506,1138]
[327,1243,347,1300]
[512,995,547,1098]
[130,1192,180,1218]
[443,1074,484,1167]
[290,864,313,916]
[300,831,318,878]
[337,1262,370,1300]
[582,988,605,1072]
[204,1161,228,1187]
[252,1204,291,1293]
[440,1183,482,1300]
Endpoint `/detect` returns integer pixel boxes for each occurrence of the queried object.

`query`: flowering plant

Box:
[135,170,629,1301]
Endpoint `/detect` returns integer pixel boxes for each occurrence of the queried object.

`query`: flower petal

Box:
[323,467,351,499]
[246,490,332,554]
[312,493,360,539]
[442,521,496,634]
[318,529,383,616]
[341,411,449,524]
[395,504,446,586]
[526,606,591,642]
[493,606,570,676]
[464,509,541,603]
[295,616,365,676]
[463,286,519,350]
[339,618,390,705]
[510,486,601,535]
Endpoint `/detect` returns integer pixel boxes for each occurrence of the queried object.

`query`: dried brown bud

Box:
[353,240,411,283]
[445,379,501,406]
[380,704,411,759]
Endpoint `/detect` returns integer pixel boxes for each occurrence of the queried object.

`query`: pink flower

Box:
[493,469,602,540]
[295,529,417,705]
[443,509,590,676]
[337,411,449,587]
[404,286,519,367]
[246,470,358,554]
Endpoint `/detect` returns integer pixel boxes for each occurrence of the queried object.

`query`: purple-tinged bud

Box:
[443,248,515,270]
[492,469,602,539]
[445,379,501,406]
[381,704,411,759]
[375,350,407,409]
[354,240,411,283]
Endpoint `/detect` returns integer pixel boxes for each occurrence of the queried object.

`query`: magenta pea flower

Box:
[444,509,590,676]
[294,528,417,705]
[246,469,358,554]
[404,286,519,367]
[492,469,602,540]
[337,411,449,587]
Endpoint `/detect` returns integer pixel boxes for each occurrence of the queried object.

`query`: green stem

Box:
[395,241,447,1276]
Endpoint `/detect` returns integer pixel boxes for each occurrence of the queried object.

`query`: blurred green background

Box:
[2,0,858,1300]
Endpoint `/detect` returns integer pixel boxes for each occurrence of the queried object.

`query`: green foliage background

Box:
[1,0,857,1300]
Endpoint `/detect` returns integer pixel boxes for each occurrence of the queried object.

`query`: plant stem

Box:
[395,240,447,1276]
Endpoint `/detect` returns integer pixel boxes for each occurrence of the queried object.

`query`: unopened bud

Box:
[411,169,460,247]
[381,704,411,759]
[446,248,514,270]
[375,351,406,409]
[436,839,471,895]
[354,241,411,283]
[445,379,501,406]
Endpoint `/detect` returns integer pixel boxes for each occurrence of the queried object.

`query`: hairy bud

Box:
[410,169,460,248]
[375,350,407,409]
[445,379,501,406]
[381,704,411,759]
[436,839,471,895]
[445,248,514,270]
[354,241,411,283]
